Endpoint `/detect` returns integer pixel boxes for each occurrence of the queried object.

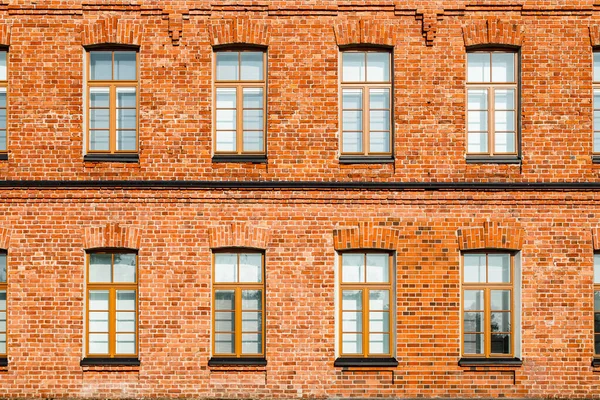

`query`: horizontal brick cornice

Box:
[0,226,11,249]
[458,221,524,251]
[209,18,270,47]
[333,19,396,47]
[83,222,142,250]
[333,223,400,251]
[82,15,143,47]
[209,222,270,250]
[462,18,522,47]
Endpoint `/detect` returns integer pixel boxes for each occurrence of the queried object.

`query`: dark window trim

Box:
[592,155,600,164]
[339,156,394,165]
[208,357,267,366]
[465,155,521,165]
[212,155,267,164]
[80,357,140,367]
[84,154,139,163]
[83,44,140,52]
[458,357,522,367]
[334,357,398,367]
[0,357,7,367]
[212,43,268,52]
[592,358,600,367]
[0,154,6,161]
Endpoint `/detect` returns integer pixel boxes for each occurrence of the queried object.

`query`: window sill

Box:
[458,357,522,367]
[212,155,267,164]
[334,357,398,367]
[465,156,521,164]
[84,154,139,163]
[80,357,140,367]
[339,156,394,164]
[0,154,6,161]
[208,357,267,366]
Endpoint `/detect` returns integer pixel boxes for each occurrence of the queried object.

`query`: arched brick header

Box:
[333,20,396,47]
[82,16,143,47]
[0,227,11,249]
[333,223,399,251]
[462,18,522,48]
[0,25,10,47]
[83,223,142,250]
[209,19,270,47]
[590,26,600,47]
[209,222,270,250]
[591,228,600,250]
[457,221,524,251]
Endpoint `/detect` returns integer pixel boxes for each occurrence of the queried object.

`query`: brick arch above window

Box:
[208,19,270,47]
[333,20,397,48]
[591,227,600,250]
[589,26,600,47]
[462,18,522,48]
[81,16,143,47]
[457,221,524,251]
[0,227,11,250]
[0,25,10,47]
[333,223,400,251]
[208,222,270,250]
[83,222,142,250]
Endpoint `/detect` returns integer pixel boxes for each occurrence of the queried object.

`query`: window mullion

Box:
[235,287,242,357]
[489,86,495,157]
[364,86,369,155]
[109,287,115,357]
[484,287,490,358]
[109,85,116,153]
[237,85,242,155]
[363,287,369,357]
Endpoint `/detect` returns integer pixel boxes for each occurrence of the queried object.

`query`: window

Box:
[0,51,6,155]
[466,51,518,157]
[594,254,600,355]
[214,51,266,155]
[86,252,137,358]
[462,252,514,357]
[87,50,138,154]
[593,53,600,154]
[340,51,392,156]
[339,252,393,357]
[212,252,264,358]
[0,252,6,356]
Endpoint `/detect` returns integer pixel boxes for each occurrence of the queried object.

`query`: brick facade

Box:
[0,0,600,398]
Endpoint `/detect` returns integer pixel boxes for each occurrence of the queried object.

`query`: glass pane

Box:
[215,131,236,152]
[468,132,488,153]
[595,291,600,312]
[369,311,389,332]
[215,290,235,311]
[595,89,600,110]
[494,131,515,153]
[90,52,112,80]
[342,333,362,354]
[215,254,237,282]
[0,52,6,81]
[595,132,600,153]
[90,87,109,107]
[116,333,136,354]
[0,109,6,131]
[370,110,389,131]
[596,335,600,355]
[113,254,136,282]
[366,53,390,82]
[491,290,511,310]
[242,311,262,332]
[90,130,109,151]
[467,111,487,131]
[467,89,487,110]
[595,53,600,82]
[216,109,236,130]
[369,290,389,311]
[88,311,108,332]
[90,109,109,129]
[116,290,136,311]
[491,53,515,82]
[240,52,263,81]
[463,333,484,354]
[116,311,136,332]
[342,53,365,82]
[0,312,5,333]
[241,333,262,354]
[215,333,234,354]
[369,333,389,354]
[370,88,389,109]
[342,254,363,282]
[242,290,262,310]
[0,87,5,108]
[366,254,388,283]
[0,130,5,151]
[595,111,600,132]
[116,87,136,108]
[342,290,362,310]
[495,111,515,132]
[117,109,136,130]
[491,334,510,354]
[595,313,600,333]
[243,88,263,108]
[464,254,486,283]
[489,254,510,282]
[464,311,483,332]
[495,89,515,110]
[342,110,362,131]
[215,311,234,332]
[89,333,109,354]
[216,53,238,81]
[242,131,264,152]
[464,290,483,311]
[89,254,112,282]
[0,253,5,283]
[594,254,600,284]
[343,89,362,109]
[89,290,109,311]
[217,88,236,108]
[342,311,362,332]
[369,131,390,153]
[0,291,5,311]
[342,131,362,153]
[239,253,262,282]
[117,130,136,151]
[0,336,5,354]
[114,52,136,80]
[467,53,490,83]
[243,110,263,130]
[491,312,511,332]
